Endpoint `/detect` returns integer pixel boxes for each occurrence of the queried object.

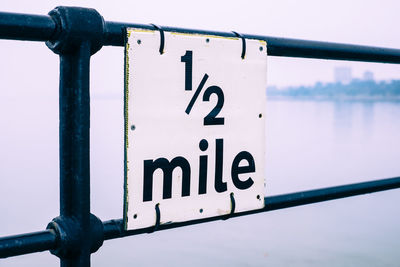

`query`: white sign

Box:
[124,28,267,230]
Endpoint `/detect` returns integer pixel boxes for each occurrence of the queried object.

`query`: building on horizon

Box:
[363,70,374,81]
[334,67,352,84]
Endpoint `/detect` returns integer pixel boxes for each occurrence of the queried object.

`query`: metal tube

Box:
[264,176,400,210]
[1,10,400,64]
[0,12,56,41]
[104,22,400,64]
[1,176,399,258]
[0,229,57,258]
[103,176,400,240]
[59,41,91,267]
[263,36,400,63]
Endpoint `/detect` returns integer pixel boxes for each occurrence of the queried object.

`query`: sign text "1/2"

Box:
[181,50,225,126]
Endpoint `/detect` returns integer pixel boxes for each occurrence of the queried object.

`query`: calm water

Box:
[1,98,399,266]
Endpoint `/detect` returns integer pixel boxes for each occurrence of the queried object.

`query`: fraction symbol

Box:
[185,74,209,115]
[181,50,225,126]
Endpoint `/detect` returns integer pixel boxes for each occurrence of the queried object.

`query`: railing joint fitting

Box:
[46,6,104,55]
[46,214,104,259]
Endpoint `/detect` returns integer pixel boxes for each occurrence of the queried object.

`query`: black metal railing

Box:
[1,6,400,267]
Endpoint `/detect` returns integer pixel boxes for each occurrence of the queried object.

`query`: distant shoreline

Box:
[266,95,400,102]
[267,79,400,102]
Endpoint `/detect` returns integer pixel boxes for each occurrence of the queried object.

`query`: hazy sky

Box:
[2,0,400,89]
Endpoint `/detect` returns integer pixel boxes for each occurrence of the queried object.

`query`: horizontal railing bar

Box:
[103,176,400,240]
[2,176,399,258]
[264,176,400,209]
[0,12,56,42]
[104,22,400,64]
[0,229,57,258]
[1,10,400,64]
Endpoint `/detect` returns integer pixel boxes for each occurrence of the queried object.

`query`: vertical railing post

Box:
[59,40,91,266]
[44,6,105,267]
